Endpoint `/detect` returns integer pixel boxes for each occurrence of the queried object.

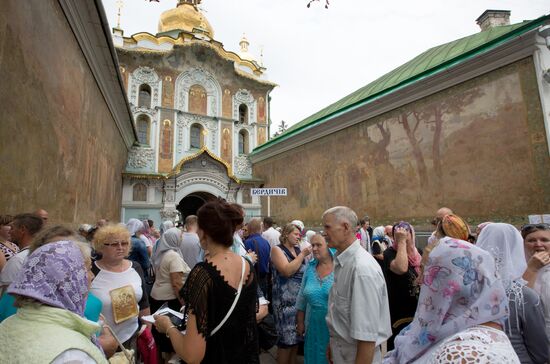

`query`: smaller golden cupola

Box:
[158,0,214,38]
[238,34,257,62]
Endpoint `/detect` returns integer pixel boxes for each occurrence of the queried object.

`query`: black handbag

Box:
[257,313,278,351]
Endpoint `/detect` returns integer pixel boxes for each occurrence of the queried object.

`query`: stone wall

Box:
[253,58,550,228]
[0,0,131,223]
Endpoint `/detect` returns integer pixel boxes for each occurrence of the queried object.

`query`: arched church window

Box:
[238,130,249,155]
[239,104,248,124]
[190,124,204,149]
[138,84,152,108]
[132,183,147,201]
[136,115,150,145]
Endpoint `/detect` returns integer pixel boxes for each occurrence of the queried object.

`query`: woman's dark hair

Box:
[197,198,244,247]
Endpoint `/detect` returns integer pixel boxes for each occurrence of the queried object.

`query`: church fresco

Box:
[254,58,550,227]
[0,0,129,223]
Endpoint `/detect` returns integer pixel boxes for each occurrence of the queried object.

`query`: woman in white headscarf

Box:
[150,227,190,357]
[477,223,548,363]
[384,237,518,364]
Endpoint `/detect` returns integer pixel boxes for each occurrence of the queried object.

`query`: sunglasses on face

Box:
[521,223,550,238]
[104,241,129,248]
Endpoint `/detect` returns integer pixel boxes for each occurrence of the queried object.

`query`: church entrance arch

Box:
[177,191,216,220]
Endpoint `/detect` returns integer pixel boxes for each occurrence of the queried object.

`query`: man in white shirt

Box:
[262,216,281,248]
[180,215,202,269]
[323,206,391,364]
[359,216,371,253]
[0,213,44,293]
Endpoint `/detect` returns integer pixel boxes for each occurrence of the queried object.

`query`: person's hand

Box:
[246,250,258,264]
[394,227,409,245]
[527,251,550,272]
[296,321,305,336]
[301,246,312,258]
[153,315,173,334]
[326,344,333,364]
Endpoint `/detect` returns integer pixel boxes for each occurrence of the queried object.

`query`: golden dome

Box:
[158,1,214,37]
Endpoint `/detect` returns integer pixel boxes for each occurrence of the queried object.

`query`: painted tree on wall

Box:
[421,87,483,185]
[399,111,429,187]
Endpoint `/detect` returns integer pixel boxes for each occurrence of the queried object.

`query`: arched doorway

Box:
[177,191,216,221]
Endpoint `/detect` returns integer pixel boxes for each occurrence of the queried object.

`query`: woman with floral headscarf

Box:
[0,240,108,363]
[383,221,422,350]
[384,237,518,364]
[477,223,548,363]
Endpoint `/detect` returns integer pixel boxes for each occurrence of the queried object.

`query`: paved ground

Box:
[260,348,304,364]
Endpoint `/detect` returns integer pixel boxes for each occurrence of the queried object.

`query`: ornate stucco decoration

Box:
[127,146,155,170]
[234,154,252,177]
[232,89,257,123]
[159,207,179,220]
[170,146,239,182]
[129,66,162,108]
[174,68,222,117]
[175,113,219,157]
[131,106,158,119]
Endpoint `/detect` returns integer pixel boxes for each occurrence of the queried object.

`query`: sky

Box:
[101,0,548,133]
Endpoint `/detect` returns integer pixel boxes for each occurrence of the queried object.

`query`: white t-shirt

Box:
[0,249,29,290]
[262,227,281,248]
[151,250,190,301]
[140,234,152,248]
[90,262,144,343]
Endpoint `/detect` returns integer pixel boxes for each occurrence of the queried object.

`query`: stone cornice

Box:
[58,0,137,149]
[250,26,541,163]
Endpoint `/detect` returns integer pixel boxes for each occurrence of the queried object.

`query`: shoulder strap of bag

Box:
[103,320,136,364]
[210,256,246,336]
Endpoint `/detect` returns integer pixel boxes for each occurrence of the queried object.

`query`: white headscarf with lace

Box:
[476,223,527,334]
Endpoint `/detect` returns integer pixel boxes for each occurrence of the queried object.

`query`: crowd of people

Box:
[0,204,549,364]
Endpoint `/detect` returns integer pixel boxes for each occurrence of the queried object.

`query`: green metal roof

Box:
[252,14,549,154]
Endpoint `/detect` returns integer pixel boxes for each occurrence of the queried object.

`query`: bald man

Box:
[34,209,49,224]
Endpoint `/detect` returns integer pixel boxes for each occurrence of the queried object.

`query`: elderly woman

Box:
[384,238,519,363]
[90,224,150,352]
[477,223,548,363]
[271,223,312,364]
[150,227,190,358]
[383,221,422,350]
[0,215,18,271]
[521,223,550,352]
[126,218,151,278]
[0,240,108,363]
[153,199,259,363]
[296,234,334,364]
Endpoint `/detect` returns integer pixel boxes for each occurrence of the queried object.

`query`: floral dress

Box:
[272,244,306,347]
[296,258,334,364]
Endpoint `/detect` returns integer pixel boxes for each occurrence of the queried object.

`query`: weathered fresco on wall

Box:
[254,58,550,227]
[0,0,129,223]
